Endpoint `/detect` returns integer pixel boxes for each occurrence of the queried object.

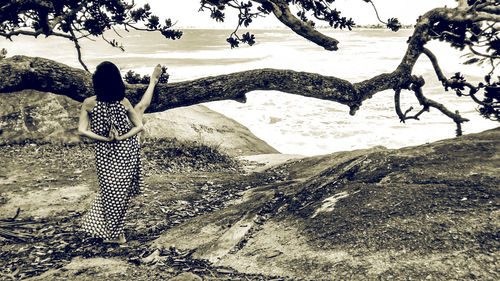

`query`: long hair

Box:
[92,61,125,102]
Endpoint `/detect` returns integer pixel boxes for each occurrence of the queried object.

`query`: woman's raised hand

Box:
[151,64,162,84]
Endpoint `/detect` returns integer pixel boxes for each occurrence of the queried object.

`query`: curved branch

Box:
[423,48,493,108]
[257,0,339,51]
[0,55,358,112]
[469,46,500,59]
[422,48,447,83]
[473,12,500,22]
[367,0,387,24]
[394,89,427,122]
[479,6,500,15]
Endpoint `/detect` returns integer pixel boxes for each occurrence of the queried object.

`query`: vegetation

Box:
[0,0,499,135]
[124,67,169,85]
[141,137,241,173]
[0,48,6,59]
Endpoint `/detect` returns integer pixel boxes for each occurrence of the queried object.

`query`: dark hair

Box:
[92,61,125,102]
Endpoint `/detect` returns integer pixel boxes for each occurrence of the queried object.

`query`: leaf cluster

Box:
[430,19,482,50]
[428,2,499,67]
[423,1,499,122]
[445,73,500,121]
[292,0,355,30]
[479,75,500,121]
[386,18,401,32]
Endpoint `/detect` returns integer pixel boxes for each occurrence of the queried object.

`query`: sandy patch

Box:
[0,184,92,218]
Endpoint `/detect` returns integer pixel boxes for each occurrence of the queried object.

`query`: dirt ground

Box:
[0,142,293,280]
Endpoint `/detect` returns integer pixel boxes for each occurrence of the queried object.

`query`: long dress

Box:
[81,100,145,240]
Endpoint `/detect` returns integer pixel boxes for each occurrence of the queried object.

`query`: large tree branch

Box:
[0,55,360,113]
[0,56,94,102]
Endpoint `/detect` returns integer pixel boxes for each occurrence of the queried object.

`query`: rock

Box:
[0,90,80,144]
[141,248,161,264]
[152,127,500,280]
[0,90,278,155]
[169,272,203,281]
[143,104,278,156]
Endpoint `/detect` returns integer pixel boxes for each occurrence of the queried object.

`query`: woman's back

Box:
[89,99,132,138]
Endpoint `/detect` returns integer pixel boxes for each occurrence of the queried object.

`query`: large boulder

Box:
[143,104,279,156]
[0,90,81,144]
[152,127,499,280]
[0,90,278,156]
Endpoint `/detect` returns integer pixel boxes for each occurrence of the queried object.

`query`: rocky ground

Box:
[0,128,499,280]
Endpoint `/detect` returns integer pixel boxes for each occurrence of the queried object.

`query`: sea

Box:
[2,28,498,155]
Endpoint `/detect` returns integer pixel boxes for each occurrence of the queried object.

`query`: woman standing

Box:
[77,61,161,243]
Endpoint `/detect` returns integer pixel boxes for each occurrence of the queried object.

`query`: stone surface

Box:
[153,127,500,280]
[0,90,81,144]
[169,272,203,281]
[0,90,278,155]
[143,103,279,156]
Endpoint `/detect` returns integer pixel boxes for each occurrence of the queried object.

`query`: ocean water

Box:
[2,29,498,155]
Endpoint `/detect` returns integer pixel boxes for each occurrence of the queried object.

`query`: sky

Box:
[136,0,457,29]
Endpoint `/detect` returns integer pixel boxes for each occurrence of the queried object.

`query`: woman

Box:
[78,61,162,243]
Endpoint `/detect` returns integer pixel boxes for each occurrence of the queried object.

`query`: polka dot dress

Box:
[81,100,145,240]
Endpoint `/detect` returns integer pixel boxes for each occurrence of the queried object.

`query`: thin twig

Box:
[69,26,89,72]
[422,48,447,83]
[367,0,387,24]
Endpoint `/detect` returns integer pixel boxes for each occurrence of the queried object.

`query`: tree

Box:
[0,0,499,136]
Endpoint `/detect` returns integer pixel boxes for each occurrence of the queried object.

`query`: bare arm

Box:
[77,98,113,142]
[134,64,162,120]
[117,98,144,141]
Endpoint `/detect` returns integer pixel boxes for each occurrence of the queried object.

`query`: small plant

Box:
[142,137,239,173]
[0,48,7,60]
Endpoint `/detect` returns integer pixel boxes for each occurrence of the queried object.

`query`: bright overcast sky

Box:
[135,0,457,28]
